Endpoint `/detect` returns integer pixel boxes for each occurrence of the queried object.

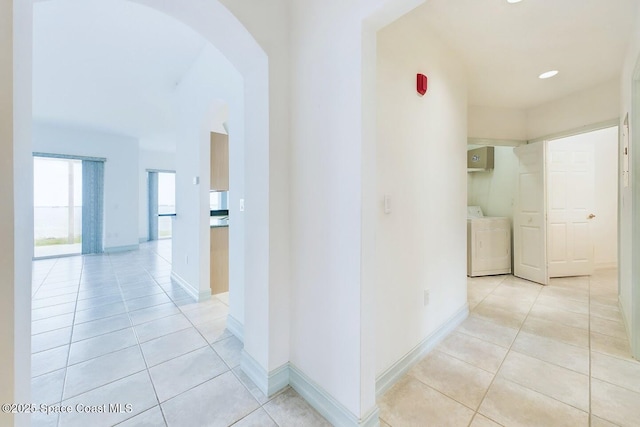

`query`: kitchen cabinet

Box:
[210,132,229,191]
[210,226,229,295]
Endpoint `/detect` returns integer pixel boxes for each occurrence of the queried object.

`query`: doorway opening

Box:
[33,156,82,258]
[148,170,176,241]
[512,126,619,285]
[20,0,273,415]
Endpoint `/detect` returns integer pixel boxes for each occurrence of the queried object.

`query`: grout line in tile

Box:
[111,405,166,427]
[58,256,84,427]
[589,347,637,363]
[466,275,510,317]
[107,251,165,427]
[472,276,545,424]
[432,346,500,375]
[60,367,149,402]
[30,258,59,297]
[407,371,482,414]
[68,321,133,345]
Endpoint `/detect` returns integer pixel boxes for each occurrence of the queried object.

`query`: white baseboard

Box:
[170,271,211,302]
[237,303,468,427]
[226,315,244,343]
[375,303,469,397]
[268,364,290,396]
[289,363,379,427]
[240,352,379,425]
[240,350,289,397]
[619,296,632,344]
[104,244,139,253]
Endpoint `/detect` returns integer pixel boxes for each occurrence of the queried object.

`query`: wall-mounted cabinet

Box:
[210,132,229,191]
[467,146,494,171]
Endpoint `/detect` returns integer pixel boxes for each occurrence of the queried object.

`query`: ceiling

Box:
[410,0,637,109]
[33,0,208,151]
[33,0,638,146]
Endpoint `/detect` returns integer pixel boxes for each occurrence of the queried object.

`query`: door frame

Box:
[146,169,175,241]
[631,54,640,359]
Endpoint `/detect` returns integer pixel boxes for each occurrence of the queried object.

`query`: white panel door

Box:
[547,138,595,277]
[513,142,548,285]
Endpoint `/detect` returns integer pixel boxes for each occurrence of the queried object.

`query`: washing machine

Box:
[467,206,511,277]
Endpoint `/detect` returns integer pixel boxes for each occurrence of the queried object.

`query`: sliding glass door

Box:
[148,171,176,240]
[34,154,105,258]
[33,156,83,258]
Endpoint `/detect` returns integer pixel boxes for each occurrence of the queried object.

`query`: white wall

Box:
[527,78,620,140]
[137,148,176,242]
[4,2,33,426]
[290,0,370,417]
[469,80,619,144]
[32,122,140,251]
[218,0,292,373]
[619,0,640,356]
[375,12,468,377]
[290,0,426,420]
[170,44,244,309]
[468,106,527,141]
[1,3,17,425]
[467,146,518,219]
[138,0,292,380]
[12,2,32,422]
[591,128,619,268]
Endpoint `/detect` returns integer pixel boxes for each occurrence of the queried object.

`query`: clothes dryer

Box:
[467,206,511,277]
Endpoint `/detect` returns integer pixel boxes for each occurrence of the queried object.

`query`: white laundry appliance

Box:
[467,206,511,277]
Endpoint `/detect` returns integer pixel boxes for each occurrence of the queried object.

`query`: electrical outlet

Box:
[423,289,430,306]
[239,199,245,212]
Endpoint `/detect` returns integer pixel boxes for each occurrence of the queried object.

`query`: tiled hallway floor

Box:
[379,270,640,427]
[31,241,330,427]
[32,243,640,427]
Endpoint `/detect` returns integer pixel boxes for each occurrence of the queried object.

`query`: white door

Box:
[513,142,548,285]
[547,138,595,277]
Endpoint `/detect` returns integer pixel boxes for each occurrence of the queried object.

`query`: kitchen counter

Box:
[210,216,229,228]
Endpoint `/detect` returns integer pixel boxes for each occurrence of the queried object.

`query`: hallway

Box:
[30,241,329,427]
[30,242,640,426]
[379,270,640,426]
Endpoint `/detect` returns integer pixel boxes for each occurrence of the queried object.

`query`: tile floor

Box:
[379,270,640,427]
[31,242,640,427]
[30,240,330,427]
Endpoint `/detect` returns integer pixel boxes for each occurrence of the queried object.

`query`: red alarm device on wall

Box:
[417,73,428,96]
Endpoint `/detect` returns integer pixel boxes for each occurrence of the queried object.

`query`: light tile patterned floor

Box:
[32,243,640,427]
[30,240,330,427]
[379,270,640,427]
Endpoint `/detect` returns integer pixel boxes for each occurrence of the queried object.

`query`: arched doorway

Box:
[7,2,276,425]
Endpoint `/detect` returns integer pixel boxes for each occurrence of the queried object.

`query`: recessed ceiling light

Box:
[507,0,523,3]
[539,70,559,79]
